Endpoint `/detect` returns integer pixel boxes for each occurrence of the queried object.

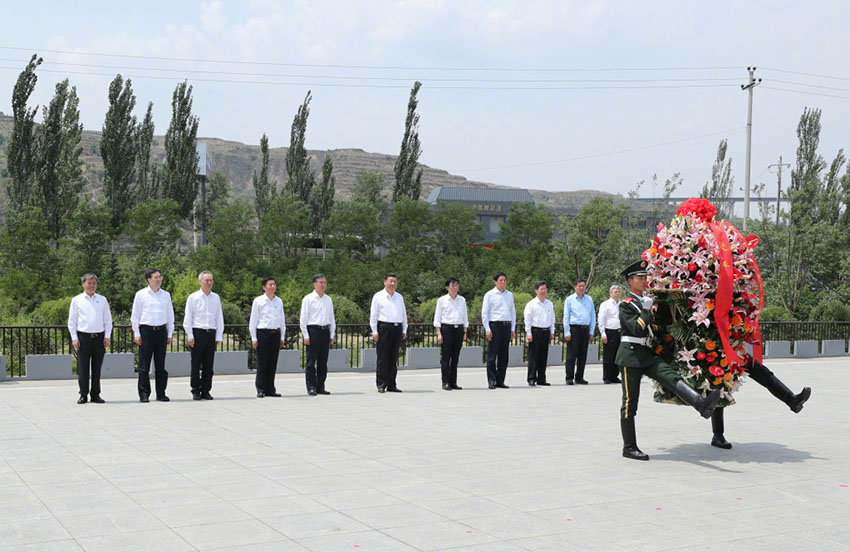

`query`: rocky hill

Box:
[0,112,624,211]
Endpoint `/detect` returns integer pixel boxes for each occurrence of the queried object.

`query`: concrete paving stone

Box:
[0,360,847,550]
[341,502,450,529]
[262,510,370,539]
[384,520,500,551]
[0,540,84,552]
[173,518,287,550]
[74,528,196,552]
[213,540,309,552]
[294,528,418,552]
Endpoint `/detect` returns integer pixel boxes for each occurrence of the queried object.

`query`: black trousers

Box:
[255,328,281,393]
[486,322,511,385]
[565,325,590,381]
[138,325,168,398]
[306,325,331,392]
[77,332,105,398]
[602,329,621,381]
[190,328,216,394]
[527,327,550,384]
[376,322,402,389]
[440,324,464,385]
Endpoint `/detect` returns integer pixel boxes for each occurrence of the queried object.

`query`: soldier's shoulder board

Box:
[623,297,633,303]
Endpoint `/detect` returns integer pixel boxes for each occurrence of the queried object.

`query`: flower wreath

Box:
[642,198,765,406]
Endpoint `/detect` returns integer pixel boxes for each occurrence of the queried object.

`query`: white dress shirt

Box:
[300,291,336,339]
[369,289,408,334]
[131,287,175,338]
[481,287,516,332]
[523,297,555,336]
[68,292,113,340]
[249,294,286,342]
[597,297,621,338]
[433,294,469,328]
[183,289,225,341]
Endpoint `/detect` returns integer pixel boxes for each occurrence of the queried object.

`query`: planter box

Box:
[765,341,792,358]
[163,352,191,377]
[101,354,135,378]
[823,339,848,356]
[215,351,250,375]
[407,347,440,369]
[277,350,302,374]
[25,354,73,380]
[327,349,350,371]
[458,346,483,367]
[794,340,819,358]
[0,355,7,380]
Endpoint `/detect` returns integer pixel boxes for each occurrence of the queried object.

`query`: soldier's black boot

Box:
[746,358,811,413]
[621,418,649,461]
[674,380,721,419]
[711,407,732,449]
[766,374,811,413]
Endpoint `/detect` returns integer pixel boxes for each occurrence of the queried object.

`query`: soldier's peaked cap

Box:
[621,259,648,279]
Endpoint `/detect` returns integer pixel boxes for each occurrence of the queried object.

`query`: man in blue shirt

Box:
[563,279,595,385]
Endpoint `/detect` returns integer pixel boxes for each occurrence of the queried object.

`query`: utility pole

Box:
[768,156,790,224]
[741,67,762,232]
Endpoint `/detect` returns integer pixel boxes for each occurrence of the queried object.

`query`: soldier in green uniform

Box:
[615,260,722,461]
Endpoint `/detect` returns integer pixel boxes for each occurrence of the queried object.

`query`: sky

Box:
[1,1,849,202]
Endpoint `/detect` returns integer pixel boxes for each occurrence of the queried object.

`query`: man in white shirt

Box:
[131,268,175,402]
[249,277,285,398]
[481,272,516,389]
[597,284,623,384]
[370,273,407,393]
[433,277,468,391]
[183,271,224,400]
[524,281,555,387]
[300,274,336,396]
[68,273,112,404]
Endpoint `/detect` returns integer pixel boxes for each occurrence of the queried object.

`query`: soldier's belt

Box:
[621,336,650,346]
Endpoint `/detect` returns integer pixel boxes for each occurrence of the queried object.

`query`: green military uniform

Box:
[614,288,682,420]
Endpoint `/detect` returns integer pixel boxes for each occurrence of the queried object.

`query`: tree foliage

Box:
[259,191,311,260]
[314,154,336,232]
[6,54,42,212]
[163,81,199,219]
[285,91,315,204]
[393,81,423,202]
[253,133,274,218]
[700,139,734,220]
[101,74,138,225]
[136,101,157,200]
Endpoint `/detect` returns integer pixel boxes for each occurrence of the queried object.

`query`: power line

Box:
[761,66,850,83]
[0,65,742,91]
[0,45,742,73]
[761,86,850,101]
[765,78,850,94]
[455,127,746,172]
[0,57,742,84]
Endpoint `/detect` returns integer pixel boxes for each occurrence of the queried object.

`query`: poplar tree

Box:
[101,74,138,225]
[285,91,315,204]
[253,133,274,218]
[313,154,336,232]
[6,54,42,211]
[34,79,85,242]
[163,81,199,219]
[136,102,156,199]
[393,81,423,202]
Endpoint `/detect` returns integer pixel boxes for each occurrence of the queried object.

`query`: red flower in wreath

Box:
[709,365,724,377]
[676,198,717,223]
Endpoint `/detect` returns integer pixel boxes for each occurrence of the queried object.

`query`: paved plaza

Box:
[0,358,847,551]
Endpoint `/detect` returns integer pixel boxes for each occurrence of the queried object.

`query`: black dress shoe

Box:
[528,381,536,387]
[266,392,281,397]
[442,383,452,390]
[496,383,510,389]
[317,390,330,395]
[611,378,622,384]
[201,393,214,400]
[140,395,150,403]
[90,396,105,403]
[307,389,318,396]
[257,391,265,398]
[488,383,496,389]
[623,445,650,461]
[377,387,386,393]
[156,395,170,402]
[711,434,733,449]
[566,379,574,386]
[450,384,463,390]
[192,392,202,400]
[387,387,403,393]
[575,379,589,385]
[77,396,87,404]
[538,382,551,386]
[603,379,612,384]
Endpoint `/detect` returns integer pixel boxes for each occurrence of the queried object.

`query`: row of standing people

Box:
[68,269,613,403]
